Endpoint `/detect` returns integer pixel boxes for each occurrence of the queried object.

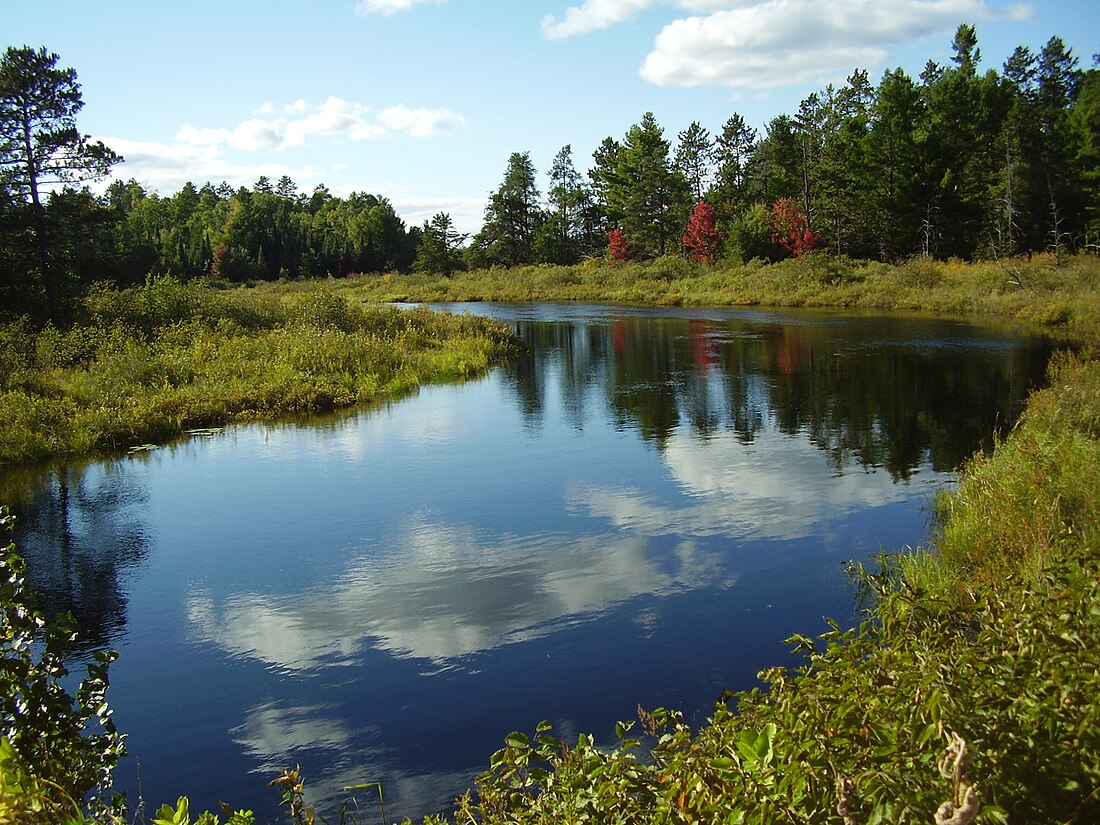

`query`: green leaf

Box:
[152,797,191,825]
[505,731,530,749]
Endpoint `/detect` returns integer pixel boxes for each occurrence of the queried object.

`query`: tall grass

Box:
[901,351,1100,602]
[0,278,519,465]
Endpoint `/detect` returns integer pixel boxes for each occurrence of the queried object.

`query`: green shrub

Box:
[287,288,358,332]
[0,320,35,386]
[0,507,125,823]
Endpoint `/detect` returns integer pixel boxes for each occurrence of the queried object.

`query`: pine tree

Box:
[0,46,121,321]
[470,152,542,267]
[609,113,693,258]
[675,121,714,202]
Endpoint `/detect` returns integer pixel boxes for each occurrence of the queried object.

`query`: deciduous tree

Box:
[770,196,819,258]
[607,228,631,262]
[681,200,722,263]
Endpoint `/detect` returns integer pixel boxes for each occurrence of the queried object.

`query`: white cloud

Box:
[565,424,933,542]
[174,124,230,145]
[228,118,283,151]
[543,1,1032,88]
[99,133,317,191]
[171,98,464,154]
[644,1,1032,88]
[186,515,733,671]
[282,96,387,146]
[541,0,658,39]
[377,104,468,137]
[354,0,446,15]
[103,98,466,192]
[540,0,761,39]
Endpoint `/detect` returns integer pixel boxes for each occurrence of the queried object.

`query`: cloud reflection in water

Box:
[569,424,938,541]
[186,516,735,673]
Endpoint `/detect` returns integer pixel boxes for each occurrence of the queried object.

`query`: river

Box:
[3,303,1053,822]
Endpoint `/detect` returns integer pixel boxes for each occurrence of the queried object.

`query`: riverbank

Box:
[0,277,521,466]
[340,252,1100,343]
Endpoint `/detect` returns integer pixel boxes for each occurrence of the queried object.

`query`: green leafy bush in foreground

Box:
[0,507,124,825]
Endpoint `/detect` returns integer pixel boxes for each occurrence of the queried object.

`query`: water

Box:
[3,304,1053,822]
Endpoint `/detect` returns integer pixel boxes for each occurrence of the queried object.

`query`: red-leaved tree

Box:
[769,197,820,258]
[608,228,632,262]
[681,200,723,264]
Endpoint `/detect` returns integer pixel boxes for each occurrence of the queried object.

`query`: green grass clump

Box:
[903,352,1100,601]
[0,278,520,465]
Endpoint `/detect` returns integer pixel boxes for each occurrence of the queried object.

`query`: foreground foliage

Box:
[0,507,124,824]
[0,276,520,465]
[417,354,1100,824]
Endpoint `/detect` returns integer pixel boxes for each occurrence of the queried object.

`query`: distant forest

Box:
[2,24,1099,321]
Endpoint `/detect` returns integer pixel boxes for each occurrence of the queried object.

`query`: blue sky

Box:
[6,0,1099,233]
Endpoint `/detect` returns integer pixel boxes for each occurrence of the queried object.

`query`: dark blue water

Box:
[5,304,1053,823]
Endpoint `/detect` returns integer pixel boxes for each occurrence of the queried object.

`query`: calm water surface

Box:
[5,304,1053,822]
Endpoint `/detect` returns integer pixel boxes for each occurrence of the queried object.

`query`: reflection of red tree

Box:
[690,320,718,373]
[612,320,627,355]
[775,328,805,375]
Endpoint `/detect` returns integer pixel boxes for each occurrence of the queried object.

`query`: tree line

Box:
[477,25,1100,267]
[2,25,1099,323]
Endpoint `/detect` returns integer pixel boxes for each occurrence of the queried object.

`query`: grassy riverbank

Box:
[342,252,1100,341]
[0,277,520,466]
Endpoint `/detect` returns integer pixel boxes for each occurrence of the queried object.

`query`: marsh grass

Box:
[901,351,1100,603]
[0,278,519,465]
